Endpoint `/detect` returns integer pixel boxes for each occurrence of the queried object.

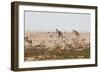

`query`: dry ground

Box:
[24,31,90,61]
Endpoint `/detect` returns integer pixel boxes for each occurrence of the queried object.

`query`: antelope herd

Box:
[24,29,90,61]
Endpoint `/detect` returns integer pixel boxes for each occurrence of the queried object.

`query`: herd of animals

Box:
[25,29,81,47]
[24,29,90,61]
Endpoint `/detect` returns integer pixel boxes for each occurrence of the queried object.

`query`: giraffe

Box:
[72,30,80,37]
[56,29,63,38]
[56,29,64,49]
[72,30,80,48]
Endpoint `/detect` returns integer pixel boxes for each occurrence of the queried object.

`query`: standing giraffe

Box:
[56,29,63,38]
[72,30,80,37]
[72,30,80,47]
[56,29,63,48]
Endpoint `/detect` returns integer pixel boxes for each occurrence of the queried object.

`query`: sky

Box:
[25,11,91,32]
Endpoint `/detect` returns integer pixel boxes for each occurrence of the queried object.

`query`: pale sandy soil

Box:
[24,31,90,61]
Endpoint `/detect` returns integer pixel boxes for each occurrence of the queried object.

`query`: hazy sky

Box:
[25,11,91,32]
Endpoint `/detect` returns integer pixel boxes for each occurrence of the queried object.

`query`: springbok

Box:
[25,36,32,46]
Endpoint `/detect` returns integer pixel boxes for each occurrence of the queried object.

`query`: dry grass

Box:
[24,31,90,61]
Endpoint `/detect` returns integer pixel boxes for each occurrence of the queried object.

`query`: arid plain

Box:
[24,31,90,61]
